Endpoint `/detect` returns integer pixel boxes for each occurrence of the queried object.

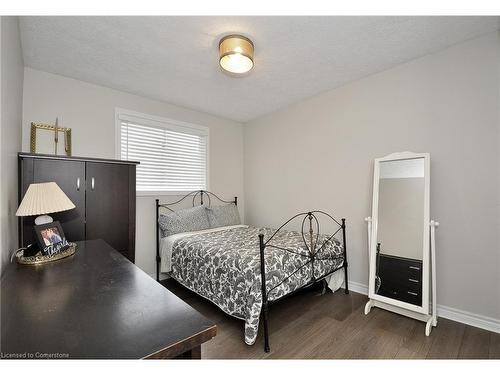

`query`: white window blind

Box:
[118,113,208,193]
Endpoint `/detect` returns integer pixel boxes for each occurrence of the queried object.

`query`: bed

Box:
[155,191,349,352]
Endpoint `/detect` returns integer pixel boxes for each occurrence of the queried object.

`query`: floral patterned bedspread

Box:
[170,225,344,345]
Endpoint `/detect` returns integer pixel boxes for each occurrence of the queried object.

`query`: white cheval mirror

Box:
[364,151,439,336]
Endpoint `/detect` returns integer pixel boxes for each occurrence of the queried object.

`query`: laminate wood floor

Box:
[162,279,500,359]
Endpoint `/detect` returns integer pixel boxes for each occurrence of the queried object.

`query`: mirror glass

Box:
[375,157,425,306]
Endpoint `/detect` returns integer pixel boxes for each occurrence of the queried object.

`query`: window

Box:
[116,109,208,194]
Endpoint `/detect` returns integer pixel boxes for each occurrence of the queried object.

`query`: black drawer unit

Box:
[377,254,423,306]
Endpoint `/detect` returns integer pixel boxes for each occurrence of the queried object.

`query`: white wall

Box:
[244,32,500,321]
[22,68,244,276]
[0,17,24,275]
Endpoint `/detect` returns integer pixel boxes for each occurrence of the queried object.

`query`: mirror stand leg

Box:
[425,317,433,336]
[430,220,439,330]
[364,299,374,315]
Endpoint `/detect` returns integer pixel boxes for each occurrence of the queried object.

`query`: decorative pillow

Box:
[158,206,210,237]
[206,204,241,228]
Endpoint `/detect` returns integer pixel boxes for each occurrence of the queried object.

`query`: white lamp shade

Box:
[16,182,75,217]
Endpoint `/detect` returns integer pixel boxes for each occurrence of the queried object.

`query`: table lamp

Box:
[16,182,75,225]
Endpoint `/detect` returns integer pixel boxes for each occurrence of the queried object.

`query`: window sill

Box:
[136,190,203,197]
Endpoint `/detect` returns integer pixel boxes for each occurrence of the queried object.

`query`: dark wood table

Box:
[1,240,216,359]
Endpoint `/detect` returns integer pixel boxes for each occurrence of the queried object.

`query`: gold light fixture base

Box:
[219,34,254,75]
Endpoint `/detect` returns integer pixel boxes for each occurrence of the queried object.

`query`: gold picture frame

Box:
[30,121,72,156]
[16,242,77,265]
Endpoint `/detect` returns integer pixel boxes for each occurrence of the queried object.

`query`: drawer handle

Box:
[408,278,419,283]
[409,266,420,270]
[407,291,418,296]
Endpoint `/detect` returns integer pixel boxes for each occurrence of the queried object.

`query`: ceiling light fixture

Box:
[219,35,254,74]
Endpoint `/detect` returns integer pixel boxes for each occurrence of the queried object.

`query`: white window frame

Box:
[115,108,210,196]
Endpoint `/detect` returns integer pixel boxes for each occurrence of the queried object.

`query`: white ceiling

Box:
[19,16,499,123]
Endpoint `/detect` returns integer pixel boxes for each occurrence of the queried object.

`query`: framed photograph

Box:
[34,221,69,256]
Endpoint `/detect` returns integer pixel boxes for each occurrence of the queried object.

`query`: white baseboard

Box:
[345,280,500,334]
[437,305,500,334]
[346,280,369,295]
[147,272,169,281]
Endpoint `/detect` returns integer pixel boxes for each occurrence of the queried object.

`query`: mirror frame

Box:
[368,151,430,315]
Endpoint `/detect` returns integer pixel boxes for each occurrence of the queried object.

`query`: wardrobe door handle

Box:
[76,177,81,191]
[91,177,95,190]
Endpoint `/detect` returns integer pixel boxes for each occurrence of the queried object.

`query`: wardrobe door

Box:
[85,162,131,259]
[21,158,86,246]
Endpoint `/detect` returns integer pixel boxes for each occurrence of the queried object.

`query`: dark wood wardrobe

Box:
[18,153,139,262]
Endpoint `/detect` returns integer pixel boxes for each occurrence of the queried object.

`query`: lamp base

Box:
[34,215,53,225]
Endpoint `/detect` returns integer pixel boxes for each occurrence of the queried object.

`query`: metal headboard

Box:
[157,190,237,213]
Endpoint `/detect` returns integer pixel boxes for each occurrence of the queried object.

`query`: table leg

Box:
[188,345,201,359]
[177,345,201,359]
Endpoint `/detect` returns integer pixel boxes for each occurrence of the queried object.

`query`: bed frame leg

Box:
[320,278,328,295]
[259,233,271,352]
[342,218,349,294]
[263,302,270,353]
